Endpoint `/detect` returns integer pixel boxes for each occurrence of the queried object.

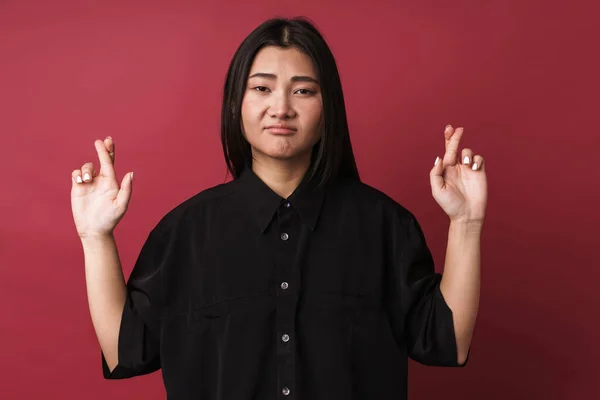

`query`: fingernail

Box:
[463,156,470,164]
[76,176,82,183]
[131,172,134,181]
[472,162,478,170]
[84,173,90,181]
[106,136,112,140]
[434,157,440,166]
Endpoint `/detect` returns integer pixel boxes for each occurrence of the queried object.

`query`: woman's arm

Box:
[82,233,127,373]
[439,220,482,365]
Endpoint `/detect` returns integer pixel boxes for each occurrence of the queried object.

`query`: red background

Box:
[1,0,598,398]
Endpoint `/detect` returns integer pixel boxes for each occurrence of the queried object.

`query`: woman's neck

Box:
[251,156,311,199]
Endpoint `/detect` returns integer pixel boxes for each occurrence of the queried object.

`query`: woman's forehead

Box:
[248,46,317,79]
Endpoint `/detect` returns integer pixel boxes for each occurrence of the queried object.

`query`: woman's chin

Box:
[265,152,301,161]
[256,147,310,162]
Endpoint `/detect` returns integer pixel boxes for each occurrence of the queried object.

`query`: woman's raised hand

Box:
[71,137,134,239]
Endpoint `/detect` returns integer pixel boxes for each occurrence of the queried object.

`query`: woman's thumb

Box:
[116,172,134,208]
[429,156,444,192]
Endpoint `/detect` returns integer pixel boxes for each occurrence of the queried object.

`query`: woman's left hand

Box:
[430,125,488,224]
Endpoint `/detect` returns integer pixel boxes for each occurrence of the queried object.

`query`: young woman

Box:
[71,17,486,400]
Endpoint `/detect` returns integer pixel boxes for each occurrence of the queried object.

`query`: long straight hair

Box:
[221,17,360,189]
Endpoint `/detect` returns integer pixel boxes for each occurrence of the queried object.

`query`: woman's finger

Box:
[443,126,464,167]
[80,162,95,182]
[105,136,115,165]
[95,138,115,178]
[471,155,484,171]
[461,148,474,166]
[72,169,83,185]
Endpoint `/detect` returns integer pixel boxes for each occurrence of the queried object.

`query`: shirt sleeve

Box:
[101,226,168,379]
[386,213,470,367]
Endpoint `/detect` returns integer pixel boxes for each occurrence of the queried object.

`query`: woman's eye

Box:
[252,87,314,95]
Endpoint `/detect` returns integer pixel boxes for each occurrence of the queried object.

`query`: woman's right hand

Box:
[71,137,134,239]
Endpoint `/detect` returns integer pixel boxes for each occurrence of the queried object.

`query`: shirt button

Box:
[281,282,289,290]
[282,387,290,396]
[282,334,290,342]
[281,233,289,241]
[284,201,291,208]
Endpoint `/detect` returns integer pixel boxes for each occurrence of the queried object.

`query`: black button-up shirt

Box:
[101,167,468,399]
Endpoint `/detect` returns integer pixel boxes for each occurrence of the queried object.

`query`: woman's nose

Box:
[269,93,294,119]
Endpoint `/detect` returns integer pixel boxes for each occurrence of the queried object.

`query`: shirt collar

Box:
[236,167,325,233]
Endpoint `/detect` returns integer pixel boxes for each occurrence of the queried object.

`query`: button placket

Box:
[275,201,298,399]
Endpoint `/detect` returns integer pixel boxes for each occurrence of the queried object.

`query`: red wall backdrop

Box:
[1,0,598,398]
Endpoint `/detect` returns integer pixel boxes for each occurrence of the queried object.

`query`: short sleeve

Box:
[101,226,169,379]
[385,214,469,367]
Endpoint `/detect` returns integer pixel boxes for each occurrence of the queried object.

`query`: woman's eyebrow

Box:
[248,72,319,84]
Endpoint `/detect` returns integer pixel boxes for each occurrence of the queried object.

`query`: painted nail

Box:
[463,156,470,164]
[472,162,478,170]
[84,173,90,181]
[76,176,82,183]
[435,157,440,166]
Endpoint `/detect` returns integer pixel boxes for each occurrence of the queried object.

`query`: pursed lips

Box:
[265,124,297,134]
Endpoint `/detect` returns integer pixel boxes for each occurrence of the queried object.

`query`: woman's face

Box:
[241,46,323,166]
